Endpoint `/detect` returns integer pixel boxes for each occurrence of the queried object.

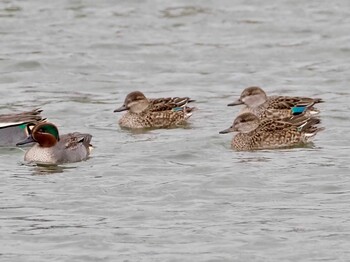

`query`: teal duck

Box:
[220,112,323,151]
[17,122,93,164]
[228,86,323,119]
[114,91,195,129]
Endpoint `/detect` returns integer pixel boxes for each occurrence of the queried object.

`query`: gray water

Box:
[1,0,350,261]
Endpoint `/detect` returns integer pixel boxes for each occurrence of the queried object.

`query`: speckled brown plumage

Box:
[228,86,323,119]
[220,112,323,151]
[114,91,195,129]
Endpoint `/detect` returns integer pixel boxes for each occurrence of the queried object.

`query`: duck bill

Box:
[227,99,243,106]
[113,105,128,112]
[219,127,234,134]
[16,135,36,146]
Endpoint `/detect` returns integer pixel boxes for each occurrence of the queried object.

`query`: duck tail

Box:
[76,133,93,149]
[184,106,197,119]
[303,125,325,140]
[308,108,320,116]
[172,97,195,107]
[314,98,324,104]
[88,144,94,153]
[297,117,324,140]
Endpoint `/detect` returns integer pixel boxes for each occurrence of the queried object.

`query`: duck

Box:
[227,86,323,119]
[16,122,93,164]
[0,108,44,146]
[219,112,323,151]
[114,91,195,129]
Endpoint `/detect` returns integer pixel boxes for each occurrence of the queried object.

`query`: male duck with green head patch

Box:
[17,122,93,165]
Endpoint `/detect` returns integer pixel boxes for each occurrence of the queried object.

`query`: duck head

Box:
[219,113,260,134]
[114,91,149,113]
[228,86,267,107]
[17,122,60,147]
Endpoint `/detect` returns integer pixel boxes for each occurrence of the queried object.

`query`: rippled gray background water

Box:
[1,0,350,261]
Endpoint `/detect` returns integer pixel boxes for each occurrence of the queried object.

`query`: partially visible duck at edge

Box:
[219,112,324,151]
[228,86,324,119]
[0,108,45,147]
[114,91,196,129]
[16,122,93,165]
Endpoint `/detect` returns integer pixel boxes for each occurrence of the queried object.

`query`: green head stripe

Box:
[40,124,60,140]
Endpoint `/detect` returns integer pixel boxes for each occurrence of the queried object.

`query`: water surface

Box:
[1,0,350,261]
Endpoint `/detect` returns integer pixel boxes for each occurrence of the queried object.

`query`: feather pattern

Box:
[17,122,93,164]
[115,91,195,129]
[220,112,323,151]
[229,87,323,119]
[0,108,43,128]
[0,109,45,146]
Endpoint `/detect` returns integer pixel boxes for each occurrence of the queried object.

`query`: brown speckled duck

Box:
[114,91,195,129]
[219,112,323,151]
[228,86,323,119]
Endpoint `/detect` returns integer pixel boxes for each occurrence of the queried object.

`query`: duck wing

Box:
[0,108,43,128]
[268,96,323,110]
[63,132,92,150]
[148,97,194,112]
